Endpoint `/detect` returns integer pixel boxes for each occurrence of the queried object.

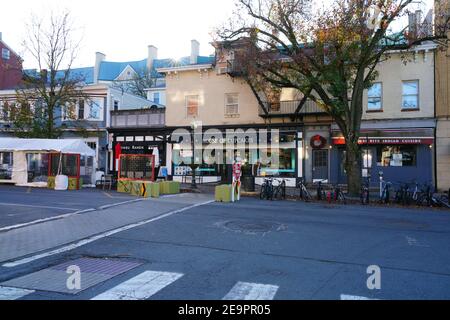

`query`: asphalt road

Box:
[0,185,137,229]
[1,196,450,300]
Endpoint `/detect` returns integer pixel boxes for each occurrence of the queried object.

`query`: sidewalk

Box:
[0,193,213,264]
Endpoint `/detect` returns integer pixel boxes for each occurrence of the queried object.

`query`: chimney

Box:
[147,45,158,71]
[190,40,200,64]
[94,52,106,84]
[0,32,2,41]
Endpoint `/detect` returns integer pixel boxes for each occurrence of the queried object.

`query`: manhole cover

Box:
[1,257,142,294]
[219,220,286,234]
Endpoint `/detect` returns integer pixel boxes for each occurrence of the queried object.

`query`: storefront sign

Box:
[332,137,434,145]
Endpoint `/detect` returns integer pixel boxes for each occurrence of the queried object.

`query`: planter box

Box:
[130,181,143,196]
[47,176,55,189]
[68,177,83,190]
[215,184,232,202]
[159,181,180,195]
[117,180,132,193]
[130,181,160,198]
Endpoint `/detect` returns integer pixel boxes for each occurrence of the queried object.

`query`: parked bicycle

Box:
[329,184,347,204]
[360,177,370,205]
[297,178,312,202]
[415,183,450,208]
[379,180,392,204]
[260,178,274,201]
[316,180,327,201]
[272,179,287,201]
[394,182,412,206]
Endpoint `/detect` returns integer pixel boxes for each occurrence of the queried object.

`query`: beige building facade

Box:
[158,41,436,187]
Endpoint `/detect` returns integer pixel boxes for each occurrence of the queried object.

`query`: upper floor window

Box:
[78,100,85,120]
[367,82,382,111]
[225,93,239,115]
[153,92,160,104]
[186,95,199,118]
[87,98,103,120]
[113,100,119,111]
[1,48,10,60]
[402,80,419,110]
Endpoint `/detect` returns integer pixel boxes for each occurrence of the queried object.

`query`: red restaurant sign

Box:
[332,137,434,145]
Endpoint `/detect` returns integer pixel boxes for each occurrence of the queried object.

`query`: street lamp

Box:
[190,121,199,189]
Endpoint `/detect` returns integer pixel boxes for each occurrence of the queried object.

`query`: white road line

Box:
[0,202,79,211]
[0,286,35,300]
[91,271,183,300]
[0,209,96,233]
[2,200,214,268]
[98,199,144,210]
[340,294,378,300]
[223,282,279,300]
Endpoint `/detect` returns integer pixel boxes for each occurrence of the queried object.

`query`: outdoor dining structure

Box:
[0,138,96,189]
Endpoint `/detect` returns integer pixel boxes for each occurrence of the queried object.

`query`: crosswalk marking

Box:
[340,294,379,300]
[0,286,34,300]
[223,282,279,300]
[91,271,184,300]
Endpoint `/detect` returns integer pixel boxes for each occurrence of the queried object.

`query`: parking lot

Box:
[0,185,138,229]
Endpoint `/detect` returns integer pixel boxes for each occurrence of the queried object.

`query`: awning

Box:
[0,138,96,156]
[331,128,434,145]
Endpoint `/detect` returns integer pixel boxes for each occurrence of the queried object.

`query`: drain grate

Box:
[219,220,286,234]
[1,257,142,294]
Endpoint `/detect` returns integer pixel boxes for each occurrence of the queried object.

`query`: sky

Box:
[0,0,434,70]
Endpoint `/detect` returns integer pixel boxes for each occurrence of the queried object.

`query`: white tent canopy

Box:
[0,138,96,156]
[0,138,96,187]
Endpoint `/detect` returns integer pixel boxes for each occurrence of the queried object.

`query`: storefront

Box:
[330,128,435,186]
[110,130,168,178]
[170,126,303,187]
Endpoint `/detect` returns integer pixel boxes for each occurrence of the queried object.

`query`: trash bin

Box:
[241,176,255,192]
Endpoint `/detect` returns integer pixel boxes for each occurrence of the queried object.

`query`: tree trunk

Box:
[344,140,361,196]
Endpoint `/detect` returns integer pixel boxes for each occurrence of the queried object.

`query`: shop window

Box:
[0,152,13,180]
[186,95,199,117]
[225,93,239,115]
[376,145,417,167]
[26,153,49,183]
[402,80,419,110]
[367,82,382,110]
[257,133,296,178]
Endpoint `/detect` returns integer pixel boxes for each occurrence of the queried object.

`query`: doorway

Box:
[312,149,329,181]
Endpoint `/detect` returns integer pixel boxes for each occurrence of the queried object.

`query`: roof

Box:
[98,55,215,81]
[23,55,215,85]
[0,138,96,156]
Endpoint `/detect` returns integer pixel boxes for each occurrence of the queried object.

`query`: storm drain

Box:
[1,257,142,294]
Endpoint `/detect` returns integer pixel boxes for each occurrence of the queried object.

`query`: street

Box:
[1,187,450,300]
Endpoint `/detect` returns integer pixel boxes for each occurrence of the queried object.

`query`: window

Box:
[367,83,382,110]
[402,80,419,110]
[186,95,199,117]
[86,98,104,120]
[376,145,417,167]
[0,152,13,180]
[113,100,119,111]
[78,100,85,120]
[1,48,10,60]
[153,92,160,104]
[225,93,239,115]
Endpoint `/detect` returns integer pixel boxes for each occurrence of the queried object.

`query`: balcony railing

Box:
[110,108,165,129]
[226,59,245,77]
[258,100,325,117]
